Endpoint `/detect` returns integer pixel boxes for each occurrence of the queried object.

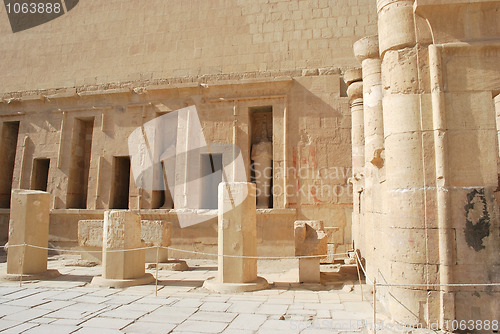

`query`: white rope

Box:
[4,243,349,260]
[354,252,500,288]
[162,246,349,259]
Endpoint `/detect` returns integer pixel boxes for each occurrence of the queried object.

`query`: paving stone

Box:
[255,303,288,315]
[80,316,133,329]
[73,295,110,304]
[227,313,268,331]
[0,287,25,296]
[0,304,28,317]
[135,296,178,306]
[99,308,149,320]
[0,319,20,331]
[23,324,80,334]
[2,308,53,322]
[259,319,303,333]
[85,289,121,298]
[36,300,76,311]
[286,308,317,316]
[0,322,39,334]
[122,321,176,333]
[330,310,372,321]
[51,291,88,301]
[343,301,374,313]
[199,301,231,312]
[44,309,89,320]
[115,302,161,313]
[50,318,83,326]
[2,288,43,300]
[105,295,143,305]
[188,310,237,323]
[221,329,254,334]
[304,302,344,310]
[142,306,198,324]
[29,317,56,324]
[175,320,228,333]
[316,309,332,318]
[227,301,262,314]
[172,298,203,308]
[73,327,123,334]
[203,295,231,302]
[5,296,50,308]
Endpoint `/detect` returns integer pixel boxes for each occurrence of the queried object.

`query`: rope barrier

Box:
[3,243,349,260]
[354,251,500,288]
[4,243,500,289]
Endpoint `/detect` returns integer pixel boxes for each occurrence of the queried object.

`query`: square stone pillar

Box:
[91,211,154,288]
[6,190,60,280]
[203,182,268,292]
[294,220,327,283]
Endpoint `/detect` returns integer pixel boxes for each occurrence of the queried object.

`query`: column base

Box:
[203,276,268,293]
[2,269,61,281]
[90,273,155,288]
[147,260,189,271]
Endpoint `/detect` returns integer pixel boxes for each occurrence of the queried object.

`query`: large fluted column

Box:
[345,68,364,255]
[377,0,442,326]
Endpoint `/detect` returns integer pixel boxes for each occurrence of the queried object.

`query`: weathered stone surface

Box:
[91,211,154,287]
[204,182,268,292]
[6,190,54,276]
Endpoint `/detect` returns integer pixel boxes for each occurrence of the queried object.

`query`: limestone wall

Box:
[0,72,354,257]
[0,0,377,94]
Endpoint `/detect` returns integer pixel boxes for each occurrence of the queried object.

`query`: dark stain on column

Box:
[464,189,491,252]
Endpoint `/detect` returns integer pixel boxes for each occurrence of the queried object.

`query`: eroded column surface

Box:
[353,35,385,278]
[6,190,59,279]
[203,182,268,293]
[345,68,365,256]
[91,211,154,288]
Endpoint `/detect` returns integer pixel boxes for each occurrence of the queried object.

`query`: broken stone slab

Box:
[90,211,154,288]
[295,220,328,283]
[78,218,188,270]
[3,190,60,281]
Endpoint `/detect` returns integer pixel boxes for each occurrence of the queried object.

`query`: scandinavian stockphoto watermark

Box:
[128,106,352,228]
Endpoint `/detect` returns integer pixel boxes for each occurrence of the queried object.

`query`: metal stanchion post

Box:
[155,246,160,297]
[356,252,364,301]
[19,244,26,288]
[373,278,377,334]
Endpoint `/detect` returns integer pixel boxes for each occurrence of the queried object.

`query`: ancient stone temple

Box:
[0,0,498,330]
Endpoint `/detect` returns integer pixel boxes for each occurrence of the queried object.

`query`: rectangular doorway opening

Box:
[250,106,273,208]
[0,121,20,208]
[67,118,94,209]
[111,156,131,209]
[200,153,223,209]
[31,158,50,192]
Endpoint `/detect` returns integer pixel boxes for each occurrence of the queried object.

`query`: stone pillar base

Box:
[203,276,268,293]
[299,258,321,283]
[90,273,155,288]
[147,260,189,271]
[1,269,61,282]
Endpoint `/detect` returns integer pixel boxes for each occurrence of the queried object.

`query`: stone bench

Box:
[78,219,187,270]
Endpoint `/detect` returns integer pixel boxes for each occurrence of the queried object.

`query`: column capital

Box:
[354,35,380,62]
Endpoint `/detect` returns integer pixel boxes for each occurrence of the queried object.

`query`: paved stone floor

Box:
[0,254,431,334]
